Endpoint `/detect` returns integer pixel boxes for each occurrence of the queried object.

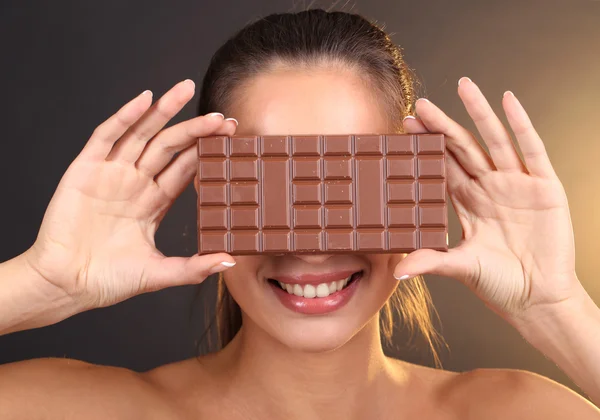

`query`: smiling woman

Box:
[0,8,600,420]
[197,10,444,363]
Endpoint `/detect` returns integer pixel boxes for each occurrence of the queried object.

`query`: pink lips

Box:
[269,270,361,315]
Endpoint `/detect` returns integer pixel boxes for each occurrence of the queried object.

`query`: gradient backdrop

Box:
[1,0,599,398]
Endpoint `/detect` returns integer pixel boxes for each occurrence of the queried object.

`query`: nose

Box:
[292,254,335,265]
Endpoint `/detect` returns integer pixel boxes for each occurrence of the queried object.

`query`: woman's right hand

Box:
[23,79,237,312]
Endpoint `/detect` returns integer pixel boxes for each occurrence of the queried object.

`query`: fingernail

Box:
[416,98,431,104]
[394,274,411,280]
[141,90,153,97]
[184,79,195,88]
[503,90,514,98]
[403,115,416,122]
[225,117,239,126]
[207,112,225,119]
[458,77,472,87]
[209,261,236,274]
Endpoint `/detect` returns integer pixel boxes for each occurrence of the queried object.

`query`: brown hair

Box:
[197,9,444,366]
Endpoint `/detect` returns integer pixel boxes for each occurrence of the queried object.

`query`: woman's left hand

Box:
[395,77,583,323]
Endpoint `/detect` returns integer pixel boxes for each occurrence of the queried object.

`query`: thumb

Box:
[392,247,473,283]
[142,252,236,292]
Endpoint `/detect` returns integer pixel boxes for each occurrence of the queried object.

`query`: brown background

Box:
[0,0,598,397]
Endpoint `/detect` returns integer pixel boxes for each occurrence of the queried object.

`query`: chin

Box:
[224,254,399,354]
[272,315,366,353]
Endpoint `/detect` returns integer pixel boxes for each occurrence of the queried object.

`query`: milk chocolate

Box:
[197,134,448,255]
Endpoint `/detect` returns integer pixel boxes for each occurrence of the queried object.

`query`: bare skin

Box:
[0,355,597,419]
[0,67,599,419]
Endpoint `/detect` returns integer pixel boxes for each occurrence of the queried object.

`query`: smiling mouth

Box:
[267,271,363,299]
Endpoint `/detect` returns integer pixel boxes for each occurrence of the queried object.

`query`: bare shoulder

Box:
[142,353,250,419]
[437,368,600,419]
[142,353,225,404]
[385,360,599,419]
[0,358,178,420]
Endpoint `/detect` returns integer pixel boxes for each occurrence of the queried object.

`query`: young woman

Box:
[0,9,599,419]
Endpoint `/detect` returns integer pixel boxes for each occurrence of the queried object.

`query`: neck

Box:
[218,315,407,420]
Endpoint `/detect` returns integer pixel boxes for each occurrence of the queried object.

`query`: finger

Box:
[153,118,238,197]
[135,113,234,178]
[458,77,525,172]
[151,145,198,204]
[393,247,477,288]
[444,150,476,238]
[403,114,471,194]
[502,91,557,178]
[445,149,471,195]
[402,115,429,133]
[415,98,495,178]
[79,90,153,160]
[107,79,195,163]
[403,113,475,243]
[142,252,236,292]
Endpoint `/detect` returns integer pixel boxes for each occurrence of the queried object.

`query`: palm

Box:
[449,170,575,312]
[34,159,163,305]
[26,81,237,310]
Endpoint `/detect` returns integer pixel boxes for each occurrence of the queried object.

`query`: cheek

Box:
[221,256,266,312]
[367,253,404,271]
[366,253,406,299]
[222,256,260,293]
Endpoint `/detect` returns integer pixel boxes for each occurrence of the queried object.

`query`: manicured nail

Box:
[209,261,236,274]
[458,76,472,87]
[403,115,416,122]
[503,90,514,98]
[416,97,431,104]
[225,117,239,126]
[141,90,153,97]
[207,112,225,119]
[394,274,411,280]
[183,79,195,88]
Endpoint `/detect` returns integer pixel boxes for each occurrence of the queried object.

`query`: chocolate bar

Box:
[197,134,448,255]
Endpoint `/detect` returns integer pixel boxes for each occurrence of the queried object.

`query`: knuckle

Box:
[115,108,137,129]
[154,99,175,120]
[156,139,176,154]
[91,124,105,138]
[131,127,152,144]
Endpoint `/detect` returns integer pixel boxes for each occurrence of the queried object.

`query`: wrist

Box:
[514,284,599,338]
[0,252,80,335]
[508,281,600,403]
[509,282,600,361]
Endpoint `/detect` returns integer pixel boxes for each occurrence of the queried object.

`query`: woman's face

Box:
[206,65,404,352]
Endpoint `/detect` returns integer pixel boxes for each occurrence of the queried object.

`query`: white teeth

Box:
[275,273,357,298]
[316,283,330,297]
[329,281,337,294]
[303,284,316,298]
